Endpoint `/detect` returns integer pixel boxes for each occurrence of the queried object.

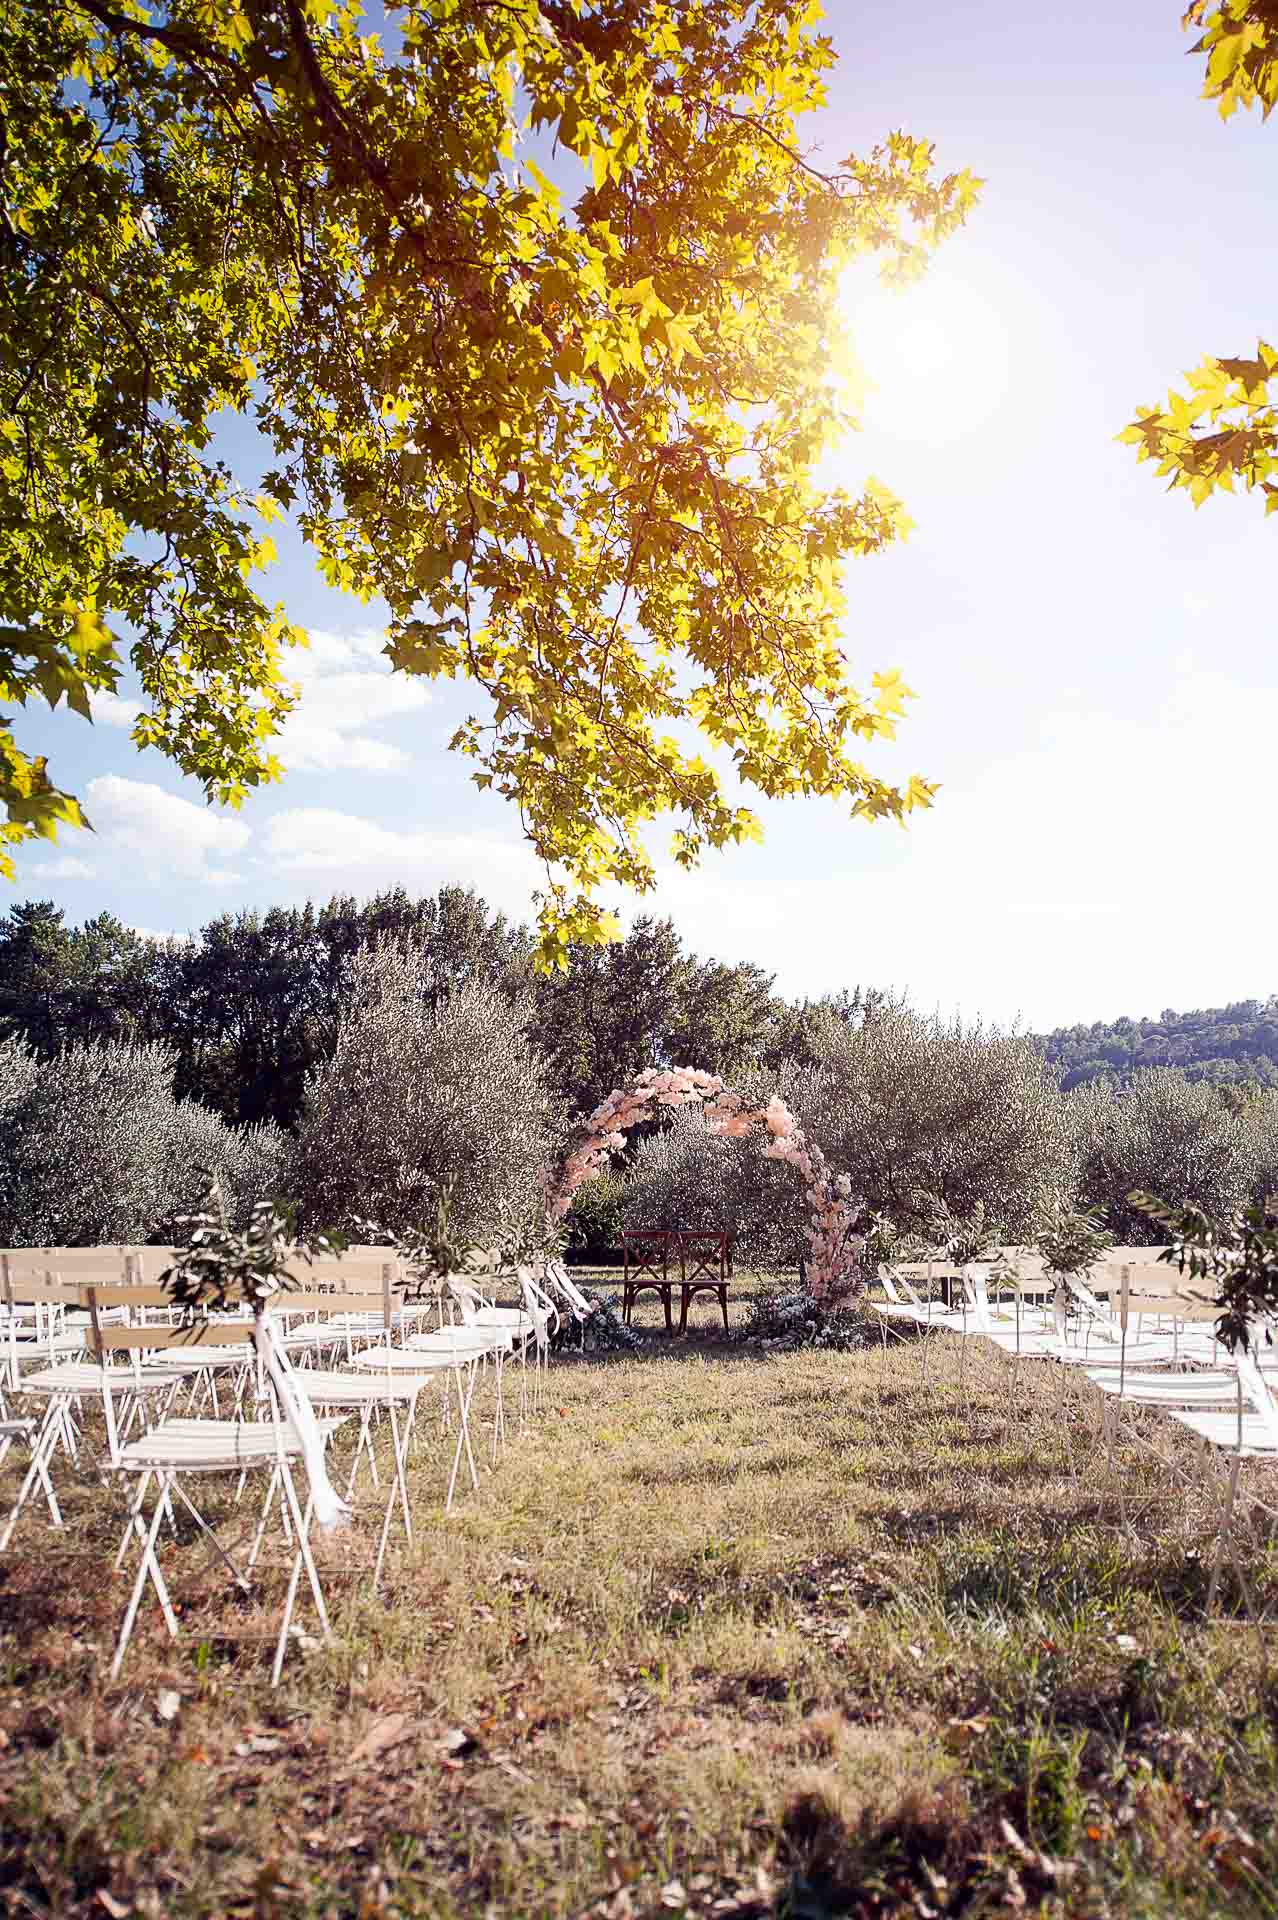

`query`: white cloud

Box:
[87,629,431,775]
[275,627,431,773]
[88,691,143,729]
[85,775,250,885]
[259,806,540,916]
[28,854,95,882]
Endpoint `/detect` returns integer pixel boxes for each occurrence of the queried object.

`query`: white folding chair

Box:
[1,1278,193,1551]
[355,1325,514,1509]
[82,1302,349,1685]
[262,1288,432,1585]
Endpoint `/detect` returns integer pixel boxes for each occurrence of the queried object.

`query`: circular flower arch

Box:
[545,1067,865,1304]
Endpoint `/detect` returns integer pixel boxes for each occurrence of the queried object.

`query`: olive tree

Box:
[163,1101,293,1228]
[296,941,552,1240]
[0,1036,292,1245]
[1071,1068,1257,1242]
[791,1008,1072,1238]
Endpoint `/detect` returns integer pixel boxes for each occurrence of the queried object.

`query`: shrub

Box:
[163,1101,293,1228]
[0,1035,39,1236]
[0,1041,184,1246]
[0,1039,292,1246]
[296,940,552,1240]
[565,1169,626,1262]
[743,1287,874,1352]
[1071,1069,1255,1242]
[554,1285,641,1354]
[1239,1087,1278,1206]
[791,1007,1071,1238]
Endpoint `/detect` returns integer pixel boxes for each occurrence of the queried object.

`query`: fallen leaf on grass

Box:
[346,1712,414,1768]
[944,1714,990,1748]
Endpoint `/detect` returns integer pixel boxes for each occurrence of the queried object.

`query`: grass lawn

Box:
[2,1292,1277,1918]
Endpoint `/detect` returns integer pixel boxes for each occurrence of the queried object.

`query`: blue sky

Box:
[13,0,1278,1030]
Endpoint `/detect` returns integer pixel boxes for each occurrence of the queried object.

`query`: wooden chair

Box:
[621,1229,675,1329]
[677,1230,732,1334]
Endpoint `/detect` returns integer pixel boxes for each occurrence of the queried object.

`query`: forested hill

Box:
[1038,999,1278,1090]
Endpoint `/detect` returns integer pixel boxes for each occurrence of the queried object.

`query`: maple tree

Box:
[1122,3,1278,513]
[2,1,979,960]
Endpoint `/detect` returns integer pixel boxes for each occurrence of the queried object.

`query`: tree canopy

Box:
[1121,3,1277,513]
[2,0,978,959]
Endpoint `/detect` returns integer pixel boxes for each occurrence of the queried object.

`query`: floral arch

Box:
[545,1067,864,1304]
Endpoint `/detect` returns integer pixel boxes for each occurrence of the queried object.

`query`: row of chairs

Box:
[0,1247,594,1682]
[874,1250,1278,1610]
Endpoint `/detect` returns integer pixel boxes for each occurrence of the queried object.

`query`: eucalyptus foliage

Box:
[162,1189,335,1318]
[296,941,552,1241]
[1032,1198,1114,1278]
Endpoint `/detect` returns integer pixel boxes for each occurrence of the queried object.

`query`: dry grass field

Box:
[2,1290,1277,1919]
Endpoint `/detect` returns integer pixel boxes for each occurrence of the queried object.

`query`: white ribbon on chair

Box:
[254,1309,352,1533]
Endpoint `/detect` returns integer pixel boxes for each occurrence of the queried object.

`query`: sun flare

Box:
[838,264,1012,441]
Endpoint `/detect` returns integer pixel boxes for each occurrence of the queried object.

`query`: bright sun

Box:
[838,264,1012,442]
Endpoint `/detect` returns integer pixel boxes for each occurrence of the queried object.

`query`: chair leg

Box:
[373,1400,413,1589]
[344,1404,378,1498]
[110,1472,179,1680]
[271,1473,330,1687]
[248,1465,283,1572]
[169,1478,253,1592]
[445,1362,481,1511]
[0,1398,67,1550]
[113,1467,154,1571]
[1206,1454,1242,1614]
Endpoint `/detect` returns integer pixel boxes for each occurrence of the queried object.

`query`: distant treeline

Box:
[0,891,866,1134]
[1037,1000,1278,1091]
[8,891,1277,1126]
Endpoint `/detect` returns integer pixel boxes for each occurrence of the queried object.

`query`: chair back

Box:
[125,1246,180,1282]
[7,1247,132,1281]
[2,1267,88,1370]
[888,1262,936,1308]
[546,1260,596,1322]
[520,1268,560,1346]
[266,1288,393,1325]
[1115,1266,1221,1388]
[81,1287,255,1356]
